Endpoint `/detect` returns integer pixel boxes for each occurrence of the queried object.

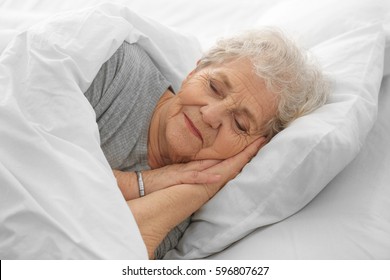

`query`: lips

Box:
[184,113,203,142]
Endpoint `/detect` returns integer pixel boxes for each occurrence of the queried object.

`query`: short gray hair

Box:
[196,27,329,140]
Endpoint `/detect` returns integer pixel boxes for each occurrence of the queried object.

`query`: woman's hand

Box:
[195,136,266,199]
[115,137,265,201]
[127,136,266,258]
[142,159,223,192]
[113,159,222,200]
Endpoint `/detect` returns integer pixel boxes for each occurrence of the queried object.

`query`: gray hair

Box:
[196,27,329,140]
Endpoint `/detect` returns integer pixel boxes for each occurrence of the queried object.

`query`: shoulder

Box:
[119,42,156,71]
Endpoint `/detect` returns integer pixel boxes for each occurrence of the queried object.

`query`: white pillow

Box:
[166,22,386,259]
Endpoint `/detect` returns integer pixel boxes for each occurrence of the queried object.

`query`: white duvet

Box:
[0,3,201,259]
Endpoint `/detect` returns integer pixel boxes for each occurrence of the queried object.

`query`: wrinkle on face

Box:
[157,59,278,164]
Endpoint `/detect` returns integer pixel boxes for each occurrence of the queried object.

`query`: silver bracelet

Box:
[135,171,145,197]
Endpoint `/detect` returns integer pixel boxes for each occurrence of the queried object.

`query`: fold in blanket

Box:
[0,3,201,259]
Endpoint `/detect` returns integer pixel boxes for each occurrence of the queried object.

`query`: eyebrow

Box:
[214,71,262,135]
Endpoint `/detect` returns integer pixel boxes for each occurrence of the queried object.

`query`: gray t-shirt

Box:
[84,42,190,259]
[84,42,168,172]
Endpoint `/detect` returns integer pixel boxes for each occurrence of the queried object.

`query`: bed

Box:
[0,0,389,260]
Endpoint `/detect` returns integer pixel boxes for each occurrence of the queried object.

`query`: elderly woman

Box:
[84,28,328,259]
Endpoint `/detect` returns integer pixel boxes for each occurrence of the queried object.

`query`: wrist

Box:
[113,170,139,200]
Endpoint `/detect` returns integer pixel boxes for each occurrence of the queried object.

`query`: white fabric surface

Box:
[1,0,389,260]
[167,23,386,260]
[0,3,201,259]
[209,74,390,259]
[166,0,389,259]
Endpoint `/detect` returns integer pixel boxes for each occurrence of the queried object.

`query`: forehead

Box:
[205,59,269,96]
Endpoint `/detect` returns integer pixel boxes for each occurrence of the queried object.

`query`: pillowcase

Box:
[166,21,386,260]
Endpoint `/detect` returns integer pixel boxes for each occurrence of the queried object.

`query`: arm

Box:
[128,137,264,259]
[113,160,222,200]
[128,183,209,259]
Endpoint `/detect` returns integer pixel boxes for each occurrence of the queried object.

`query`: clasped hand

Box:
[114,137,265,201]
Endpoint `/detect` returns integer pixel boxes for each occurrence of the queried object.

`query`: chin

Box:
[164,117,204,163]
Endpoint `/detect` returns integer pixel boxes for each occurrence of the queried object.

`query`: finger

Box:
[255,136,267,150]
[142,165,222,192]
[245,136,266,158]
[181,171,221,184]
[205,137,265,180]
[181,159,222,172]
[227,137,265,169]
[190,137,266,199]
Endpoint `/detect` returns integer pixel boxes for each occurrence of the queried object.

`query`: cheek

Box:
[198,132,249,160]
[165,115,202,162]
[178,92,200,106]
[215,134,248,157]
[178,80,208,103]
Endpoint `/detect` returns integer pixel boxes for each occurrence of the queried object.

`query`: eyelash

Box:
[209,80,222,98]
[208,79,248,133]
[234,116,246,133]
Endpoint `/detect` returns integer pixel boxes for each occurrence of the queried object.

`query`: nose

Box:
[199,101,227,129]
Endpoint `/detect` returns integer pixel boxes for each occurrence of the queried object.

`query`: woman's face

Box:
[159,59,277,163]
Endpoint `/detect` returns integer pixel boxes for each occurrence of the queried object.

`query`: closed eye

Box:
[210,80,217,92]
[233,114,249,133]
[209,79,223,98]
[235,119,245,131]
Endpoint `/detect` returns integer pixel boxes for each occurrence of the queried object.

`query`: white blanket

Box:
[0,3,201,259]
